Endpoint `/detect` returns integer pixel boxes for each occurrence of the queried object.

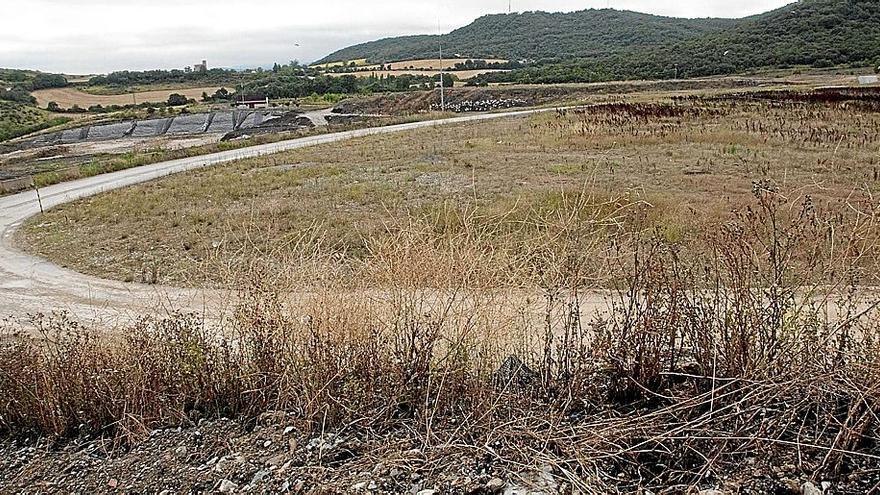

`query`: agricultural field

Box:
[322,58,511,80]
[31,86,223,108]
[80,81,235,96]
[310,58,370,69]
[360,58,508,70]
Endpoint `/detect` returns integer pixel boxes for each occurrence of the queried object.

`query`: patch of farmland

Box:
[31,87,223,109]
[361,58,508,71]
[327,69,507,80]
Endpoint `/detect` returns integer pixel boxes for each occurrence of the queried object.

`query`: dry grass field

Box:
[324,58,510,80]
[32,86,223,108]
[8,87,880,492]
[20,89,880,286]
[79,81,236,96]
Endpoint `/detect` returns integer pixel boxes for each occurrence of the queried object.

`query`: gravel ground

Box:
[2,415,878,494]
[0,416,560,494]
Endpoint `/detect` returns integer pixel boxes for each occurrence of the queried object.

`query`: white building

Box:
[236,97,270,109]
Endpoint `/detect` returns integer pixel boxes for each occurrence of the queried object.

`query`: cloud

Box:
[0,0,795,73]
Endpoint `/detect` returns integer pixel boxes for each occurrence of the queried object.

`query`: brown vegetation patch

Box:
[4,191,880,492]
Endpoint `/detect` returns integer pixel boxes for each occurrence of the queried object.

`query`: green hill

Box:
[0,101,68,143]
[319,0,880,82]
[0,69,70,142]
[317,9,737,64]
[671,0,880,74]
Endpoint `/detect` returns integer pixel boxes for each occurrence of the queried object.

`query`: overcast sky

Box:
[1,0,795,74]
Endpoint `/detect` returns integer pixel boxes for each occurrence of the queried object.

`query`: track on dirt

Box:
[0,107,573,325]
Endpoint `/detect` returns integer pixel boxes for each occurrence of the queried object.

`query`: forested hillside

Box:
[320,0,880,84]
[317,9,735,64]
[0,69,69,142]
[677,0,880,73]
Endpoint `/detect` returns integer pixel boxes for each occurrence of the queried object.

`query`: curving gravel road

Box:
[0,109,561,325]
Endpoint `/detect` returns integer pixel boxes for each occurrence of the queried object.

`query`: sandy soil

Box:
[32,86,223,108]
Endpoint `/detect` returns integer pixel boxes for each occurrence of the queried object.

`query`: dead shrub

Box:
[2,189,880,490]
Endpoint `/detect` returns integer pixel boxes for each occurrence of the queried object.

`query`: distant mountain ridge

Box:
[317,9,737,64]
[317,0,880,81]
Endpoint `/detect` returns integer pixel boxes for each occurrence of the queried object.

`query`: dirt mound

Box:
[332,87,565,115]
[332,78,768,115]
[221,113,314,141]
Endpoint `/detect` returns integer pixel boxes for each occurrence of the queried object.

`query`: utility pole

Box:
[438,17,445,112]
[239,72,245,106]
[33,181,43,214]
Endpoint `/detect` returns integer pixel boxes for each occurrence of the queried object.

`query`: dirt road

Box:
[0,108,579,326]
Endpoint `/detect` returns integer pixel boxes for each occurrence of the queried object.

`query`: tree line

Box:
[87,68,237,88]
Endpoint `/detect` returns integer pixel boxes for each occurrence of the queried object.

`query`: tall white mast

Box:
[438,16,445,112]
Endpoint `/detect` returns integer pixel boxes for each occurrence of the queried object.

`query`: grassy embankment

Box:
[0,101,70,142]
[1,113,449,194]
